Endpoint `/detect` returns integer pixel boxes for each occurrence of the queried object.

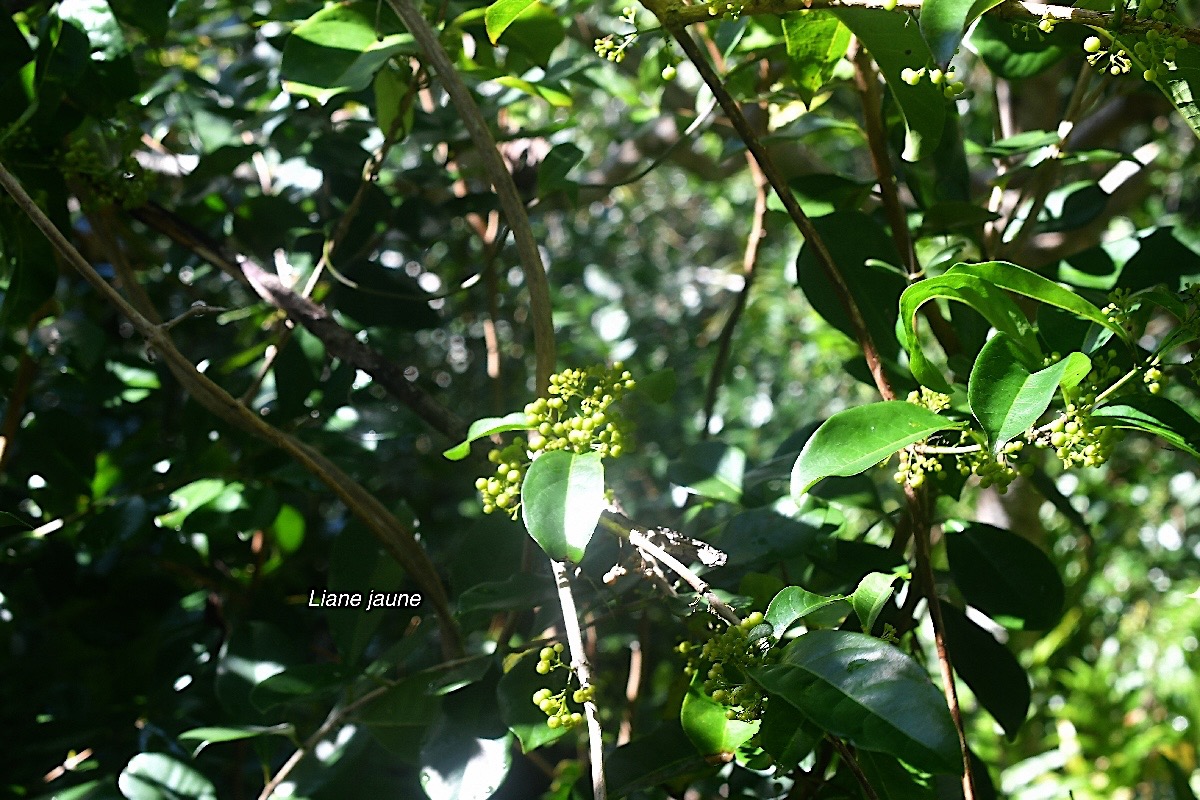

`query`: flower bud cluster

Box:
[956,439,1032,494]
[680,612,777,722]
[476,364,635,517]
[899,66,967,98]
[1044,407,1116,469]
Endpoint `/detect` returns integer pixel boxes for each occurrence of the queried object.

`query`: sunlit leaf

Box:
[443,411,534,460]
[521,450,605,563]
[791,402,963,496]
[945,522,1064,630]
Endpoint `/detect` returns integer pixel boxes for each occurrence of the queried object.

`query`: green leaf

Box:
[490,74,572,107]
[0,511,32,530]
[790,402,963,496]
[1093,396,1200,460]
[1118,30,1200,142]
[765,585,846,639]
[117,753,218,800]
[667,442,746,504]
[484,0,538,44]
[521,450,605,563]
[899,271,1039,390]
[281,2,412,104]
[270,504,305,554]
[919,0,1005,67]
[751,630,961,774]
[326,523,406,665]
[497,650,571,752]
[537,142,584,196]
[1159,753,1200,800]
[457,573,555,614]
[940,602,1030,740]
[373,63,412,140]
[970,14,1069,79]
[795,211,907,362]
[850,572,900,635]
[606,724,715,797]
[857,751,939,799]
[781,11,851,103]
[250,664,345,712]
[419,718,512,800]
[58,0,127,60]
[442,411,534,460]
[968,334,1090,454]
[178,724,295,757]
[947,261,1124,338]
[496,1,564,67]
[945,522,1064,630]
[757,704,821,772]
[680,672,759,757]
[155,479,243,530]
[831,8,944,161]
[356,675,441,757]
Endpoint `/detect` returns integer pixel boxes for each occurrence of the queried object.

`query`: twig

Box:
[259,682,393,799]
[702,154,768,436]
[0,159,464,658]
[601,515,742,626]
[658,18,895,400]
[908,485,976,798]
[850,41,915,276]
[550,560,607,800]
[827,737,880,800]
[384,0,557,393]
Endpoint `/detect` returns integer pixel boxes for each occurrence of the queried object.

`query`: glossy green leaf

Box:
[831,8,944,161]
[1093,396,1200,460]
[606,723,714,797]
[1119,31,1200,142]
[945,522,1064,630]
[850,572,900,635]
[751,630,961,774]
[968,334,1090,453]
[667,441,745,504]
[899,272,1038,390]
[118,753,217,800]
[521,450,605,563]
[781,11,851,102]
[766,585,845,639]
[281,2,412,104]
[373,63,412,139]
[537,142,584,195]
[326,524,406,666]
[491,74,572,107]
[946,261,1124,338]
[250,664,345,712]
[442,411,534,460]
[271,504,305,554]
[857,750,939,799]
[497,649,571,752]
[940,602,1030,740]
[178,724,295,757]
[356,675,440,758]
[681,673,759,757]
[791,402,963,496]
[457,573,555,614]
[484,0,538,44]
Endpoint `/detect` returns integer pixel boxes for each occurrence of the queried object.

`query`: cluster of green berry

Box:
[530,644,594,729]
[1044,407,1116,469]
[1133,26,1188,82]
[899,65,968,98]
[680,612,777,722]
[476,364,635,517]
[956,438,1032,493]
[1082,34,1134,77]
[594,6,640,62]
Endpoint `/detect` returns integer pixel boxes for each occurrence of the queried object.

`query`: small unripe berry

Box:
[1083,36,1102,54]
[661,64,677,81]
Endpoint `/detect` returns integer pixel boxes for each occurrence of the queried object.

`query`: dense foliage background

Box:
[1,0,1199,798]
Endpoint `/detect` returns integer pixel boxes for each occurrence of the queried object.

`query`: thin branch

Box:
[259,682,393,800]
[908,485,976,799]
[385,0,557,393]
[827,737,880,800]
[702,155,768,436]
[601,515,742,626]
[657,18,895,400]
[0,160,464,658]
[550,559,607,800]
[850,41,915,276]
